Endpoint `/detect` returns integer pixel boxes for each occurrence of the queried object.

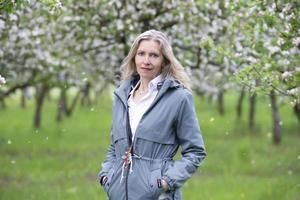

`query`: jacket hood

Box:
[114,75,182,106]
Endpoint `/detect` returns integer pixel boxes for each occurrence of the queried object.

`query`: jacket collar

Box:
[114,75,182,107]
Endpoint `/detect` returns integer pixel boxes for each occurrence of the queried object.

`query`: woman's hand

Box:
[100,176,108,186]
[161,179,170,193]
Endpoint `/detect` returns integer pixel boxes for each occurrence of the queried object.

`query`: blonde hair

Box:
[121,30,191,90]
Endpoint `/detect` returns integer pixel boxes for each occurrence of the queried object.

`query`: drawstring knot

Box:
[120,147,133,183]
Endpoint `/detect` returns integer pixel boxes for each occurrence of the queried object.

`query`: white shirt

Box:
[128,75,163,140]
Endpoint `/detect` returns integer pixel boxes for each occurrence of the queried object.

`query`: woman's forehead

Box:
[137,40,162,52]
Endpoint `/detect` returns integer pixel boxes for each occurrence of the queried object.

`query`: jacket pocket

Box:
[149,167,164,198]
[103,163,116,194]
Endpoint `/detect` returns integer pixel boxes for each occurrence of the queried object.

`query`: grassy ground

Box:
[0,90,299,200]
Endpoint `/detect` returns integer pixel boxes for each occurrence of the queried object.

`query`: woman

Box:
[98,30,206,200]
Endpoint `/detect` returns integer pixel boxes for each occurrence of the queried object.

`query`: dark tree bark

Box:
[249,93,256,129]
[270,90,281,144]
[81,81,91,107]
[65,89,81,117]
[236,87,245,119]
[0,74,49,100]
[56,87,67,122]
[217,90,224,115]
[293,102,300,122]
[21,88,26,108]
[56,87,81,121]
[33,84,49,128]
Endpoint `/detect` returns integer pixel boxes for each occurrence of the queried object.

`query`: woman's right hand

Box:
[100,175,108,186]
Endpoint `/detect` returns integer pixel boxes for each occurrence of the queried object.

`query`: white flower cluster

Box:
[281,71,293,80]
[292,37,300,46]
[287,88,299,96]
[0,75,6,85]
[55,0,62,9]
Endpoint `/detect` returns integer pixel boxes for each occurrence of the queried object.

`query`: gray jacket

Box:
[98,76,206,200]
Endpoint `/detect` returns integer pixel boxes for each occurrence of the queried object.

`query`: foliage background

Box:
[0,0,299,199]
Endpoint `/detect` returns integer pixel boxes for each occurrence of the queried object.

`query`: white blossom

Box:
[0,75,6,84]
[281,71,293,80]
[292,37,300,46]
[277,37,284,46]
[268,46,280,54]
[55,0,62,9]
[287,88,299,96]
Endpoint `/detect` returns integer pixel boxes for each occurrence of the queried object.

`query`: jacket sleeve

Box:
[162,91,206,190]
[98,133,116,183]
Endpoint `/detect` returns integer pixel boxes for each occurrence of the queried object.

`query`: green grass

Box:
[0,90,299,200]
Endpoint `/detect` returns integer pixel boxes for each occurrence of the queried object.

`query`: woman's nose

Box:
[143,55,150,64]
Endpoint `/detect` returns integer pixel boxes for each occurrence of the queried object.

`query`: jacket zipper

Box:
[114,83,166,200]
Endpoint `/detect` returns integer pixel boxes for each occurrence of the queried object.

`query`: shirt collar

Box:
[149,74,163,92]
[129,74,164,96]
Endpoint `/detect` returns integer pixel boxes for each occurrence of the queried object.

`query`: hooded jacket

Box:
[98,76,206,200]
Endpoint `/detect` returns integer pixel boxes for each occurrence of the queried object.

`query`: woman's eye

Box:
[150,53,159,57]
[137,52,144,56]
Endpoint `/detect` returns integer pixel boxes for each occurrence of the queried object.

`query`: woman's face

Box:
[135,39,164,81]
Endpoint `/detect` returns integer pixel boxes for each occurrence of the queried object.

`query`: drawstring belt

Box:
[120,146,133,183]
[120,149,172,183]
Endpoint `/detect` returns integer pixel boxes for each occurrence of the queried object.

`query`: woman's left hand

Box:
[161,179,170,193]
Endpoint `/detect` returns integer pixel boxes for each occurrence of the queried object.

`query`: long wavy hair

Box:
[121,30,191,90]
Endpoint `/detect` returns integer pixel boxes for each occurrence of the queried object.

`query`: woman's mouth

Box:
[140,67,152,71]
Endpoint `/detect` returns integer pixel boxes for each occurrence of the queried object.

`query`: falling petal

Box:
[209,117,215,122]
[7,140,11,144]
[11,160,16,164]
[288,170,293,175]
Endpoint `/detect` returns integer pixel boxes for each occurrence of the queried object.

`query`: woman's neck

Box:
[139,79,150,92]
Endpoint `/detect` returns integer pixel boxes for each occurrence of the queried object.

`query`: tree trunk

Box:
[217,91,224,115]
[236,87,245,119]
[21,88,26,108]
[270,90,281,144]
[66,89,81,117]
[56,87,67,122]
[34,84,48,128]
[81,81,91,107]
[249,93,256,129]
[293,102,300,122]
